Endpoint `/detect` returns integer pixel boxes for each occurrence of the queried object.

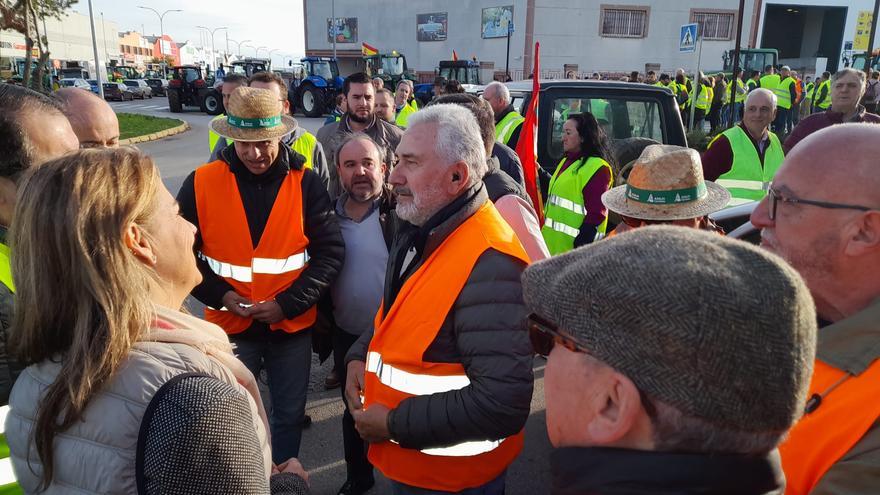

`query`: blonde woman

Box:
[4,148,309,494]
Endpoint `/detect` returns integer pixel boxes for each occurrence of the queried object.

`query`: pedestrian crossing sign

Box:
[680,23,698,53]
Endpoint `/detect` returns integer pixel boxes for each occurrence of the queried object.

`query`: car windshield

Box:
[547,96,664,161]
[381,57,405,76]
[60,80,75,86]
[311,61,337,80]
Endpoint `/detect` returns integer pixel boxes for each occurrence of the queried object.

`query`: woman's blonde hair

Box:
[10,147,161,488]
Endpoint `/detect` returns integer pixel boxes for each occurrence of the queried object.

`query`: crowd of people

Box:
[0,57,877,495]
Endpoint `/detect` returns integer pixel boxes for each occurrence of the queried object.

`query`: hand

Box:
[352,403,391,443]
[273,457,309,483]
[249,300,285,324]
[345,360,366,411]
[221,291,253,318]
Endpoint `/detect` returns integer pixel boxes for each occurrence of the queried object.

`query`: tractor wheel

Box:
[201,89,223,115]
[168,90,183,113]
[299,85,324,118]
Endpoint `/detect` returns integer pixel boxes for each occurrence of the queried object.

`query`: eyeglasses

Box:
[527,312,658,418]
[528,313,589,357]
[768,187,874,221]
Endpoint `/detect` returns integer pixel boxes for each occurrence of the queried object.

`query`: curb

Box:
[120,120,190,145]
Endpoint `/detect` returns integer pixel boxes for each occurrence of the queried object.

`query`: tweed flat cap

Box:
[522,226,817,432]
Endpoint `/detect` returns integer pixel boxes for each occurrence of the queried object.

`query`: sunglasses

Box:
[768,187,874,221]
[527,312,658,418]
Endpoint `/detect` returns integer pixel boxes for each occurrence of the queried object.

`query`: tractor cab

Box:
[229,58,270,78]
[719,48,779,77]
[364,51,416,89]
[289,56,343,117]
[438,60,481,85]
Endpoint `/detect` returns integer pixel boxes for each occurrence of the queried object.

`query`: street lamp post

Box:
[268,48,279,68]
[243,45,258,57]
[228,39,252,56]
[137,7,182,77]
[87,0,104,98]
[255,46,269,58]
[197,25,228,72]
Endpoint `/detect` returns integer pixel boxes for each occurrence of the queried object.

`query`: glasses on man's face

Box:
[528,313,589,357]
[767,187,874,221]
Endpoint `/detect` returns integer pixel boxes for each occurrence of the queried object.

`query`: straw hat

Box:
[210,86,297,142]
[601,144,730,221]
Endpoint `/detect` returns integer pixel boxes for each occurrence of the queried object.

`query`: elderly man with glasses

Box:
[522,226,817,495]
[751,123,880,495]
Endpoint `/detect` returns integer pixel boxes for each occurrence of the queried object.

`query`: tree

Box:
[0,0,78,90]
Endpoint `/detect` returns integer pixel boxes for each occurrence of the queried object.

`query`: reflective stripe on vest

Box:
[541,156,611,255]
[194,160,316,334]
[805,82,815,99]
[290,131,317,170]
[495,111,525,145]
[363,202,528,491]
[395,103,417,128]
[734,79,747,103]
[780,359,880,494]
[0,405,19,488]
[774,77,794,109]
[691,84,712,110]
[714,126,784,207]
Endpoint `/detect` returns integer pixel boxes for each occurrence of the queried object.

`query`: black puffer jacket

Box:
[177,145,344,324]
[346,185,534,449]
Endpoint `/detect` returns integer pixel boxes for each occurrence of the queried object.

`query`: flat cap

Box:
[522,226,817,432]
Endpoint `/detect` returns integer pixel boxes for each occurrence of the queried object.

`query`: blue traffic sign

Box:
[508,22,515,34]
[680,23,698,53]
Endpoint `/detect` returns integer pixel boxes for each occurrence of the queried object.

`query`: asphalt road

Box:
[111,97,553,495]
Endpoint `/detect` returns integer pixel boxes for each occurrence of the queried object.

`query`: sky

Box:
[73,0,306,66]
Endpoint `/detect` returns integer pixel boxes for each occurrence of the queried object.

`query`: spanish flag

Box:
[362,42,378,56]
[452,50,459,61]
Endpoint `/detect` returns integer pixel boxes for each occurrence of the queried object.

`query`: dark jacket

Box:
[551,446,785,495]
[783,105,880,153]
[484,156,528,204]
[177,145,344,334]
[491,142,526,188]
[346,185,534,449]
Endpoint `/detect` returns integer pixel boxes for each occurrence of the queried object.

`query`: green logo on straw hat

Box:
[625,182,708,205]
[227,114,282,128]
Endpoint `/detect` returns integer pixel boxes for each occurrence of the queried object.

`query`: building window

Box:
[691,10,736,41]
[600,5,649,38]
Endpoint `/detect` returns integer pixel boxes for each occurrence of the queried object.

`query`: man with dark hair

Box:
[208,73,249,155]
[317,72,403,197]
[0,84,78,404]
[210,72,329,190]
[373,88,396,123]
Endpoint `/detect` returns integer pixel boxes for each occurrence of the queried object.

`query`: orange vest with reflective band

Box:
[780,358,880,494]
[363,202,529,492]
[194,160,316,334]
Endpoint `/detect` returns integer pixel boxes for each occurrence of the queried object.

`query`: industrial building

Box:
[304,0,879,80]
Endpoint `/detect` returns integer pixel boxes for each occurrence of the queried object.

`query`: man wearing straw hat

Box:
[178,86,344,463]
[602,144,729,237]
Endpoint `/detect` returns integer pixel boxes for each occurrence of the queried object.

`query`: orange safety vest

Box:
[780,358,880,494]
[194,160,316,334]
[363,202,529,492]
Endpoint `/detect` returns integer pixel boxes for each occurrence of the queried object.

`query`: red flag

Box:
[452,50,459,61]
[515,42,544,224]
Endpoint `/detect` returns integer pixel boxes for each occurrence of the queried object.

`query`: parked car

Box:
[86,79,100,94]
[103,82,134,101]
[123,79,153,99]
[59,78,92,92]
[145,78,168,96]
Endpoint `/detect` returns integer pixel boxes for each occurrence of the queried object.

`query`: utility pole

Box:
[865,0,880,77]
[87,0,104,98]
[331,0,337,59]
[505,21,514,80]
[728,0,746,128]
[197,26,228,72]
[229,39,251,56]
[138,7,182,77]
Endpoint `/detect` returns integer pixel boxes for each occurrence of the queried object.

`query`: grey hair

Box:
[406,104,487,187]
[396,79,414,91]
[746,87,777,108]
[649,398,784,454]
[485,81,510,104]
[832,68,867,87]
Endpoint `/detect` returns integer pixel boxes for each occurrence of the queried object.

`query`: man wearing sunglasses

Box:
[602,144,729,236]
[522,227,817,495]
[751,123,880,495]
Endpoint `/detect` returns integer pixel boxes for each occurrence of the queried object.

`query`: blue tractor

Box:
[288,56,344,117]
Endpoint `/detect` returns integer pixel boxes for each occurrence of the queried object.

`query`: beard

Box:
[395,182,445,226]
[347,177,380,203]
[349,110,372,124]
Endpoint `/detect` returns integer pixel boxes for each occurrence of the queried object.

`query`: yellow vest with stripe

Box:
[760,74,780,92]
[542,156,612,255]
[775,77,795,109]
[692,84,713,111]
[0,242,12,293]
[805,82,815,100]
[395,103,417,128]
[712,126,784,207]
[208,114,227,153]
[815,80,832,109]
[495,111,525,145]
